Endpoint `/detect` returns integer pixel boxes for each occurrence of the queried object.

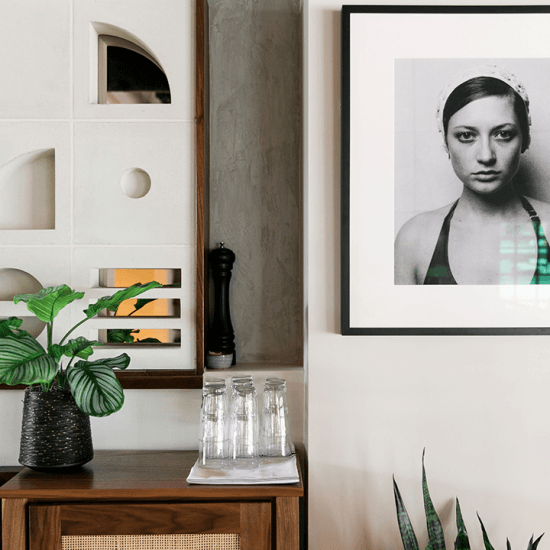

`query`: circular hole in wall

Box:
[120,168,151,199]
[0,268,46,338]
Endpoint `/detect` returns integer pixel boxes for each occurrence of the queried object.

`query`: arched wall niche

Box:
[0,148,55,230]
[91,22,171,104]
[0,268,46,337]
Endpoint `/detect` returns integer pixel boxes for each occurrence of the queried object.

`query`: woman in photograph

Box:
[394,65,550,285]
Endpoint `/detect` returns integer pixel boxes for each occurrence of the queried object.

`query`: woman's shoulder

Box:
[395,202,456,246]
[524,195,550,219]
[523,196,550,243]
[394,202,457,284]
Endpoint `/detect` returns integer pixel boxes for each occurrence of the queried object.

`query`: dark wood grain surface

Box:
[57,502,242,535]
[0,450,303,500]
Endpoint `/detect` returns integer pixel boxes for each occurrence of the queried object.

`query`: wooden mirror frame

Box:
[119,0,207,389]
[1,0,207,391]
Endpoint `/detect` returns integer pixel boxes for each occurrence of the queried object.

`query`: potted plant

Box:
[0,281,161,471]
[394,451,544,550]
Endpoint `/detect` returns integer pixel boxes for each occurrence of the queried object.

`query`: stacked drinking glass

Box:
[199,375,293,470]
[260,378,295,458]
[198,379,229,469]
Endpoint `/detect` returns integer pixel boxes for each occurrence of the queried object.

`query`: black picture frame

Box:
[341,5,550,335]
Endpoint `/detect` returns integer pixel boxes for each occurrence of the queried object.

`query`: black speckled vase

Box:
[19,385,94,472]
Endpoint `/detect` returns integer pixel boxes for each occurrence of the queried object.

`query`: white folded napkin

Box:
[187,455,299,485]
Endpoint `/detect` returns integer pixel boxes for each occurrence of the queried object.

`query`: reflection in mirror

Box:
[95,269,181,346]
[98,35,171,104]
[99,268,181,288]
[99,298,181,318]
[98,328,181,346]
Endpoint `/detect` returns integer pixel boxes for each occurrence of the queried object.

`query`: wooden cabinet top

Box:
[0,450,304,501]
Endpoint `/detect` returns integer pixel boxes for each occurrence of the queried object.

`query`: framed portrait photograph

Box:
[341,5,550,335]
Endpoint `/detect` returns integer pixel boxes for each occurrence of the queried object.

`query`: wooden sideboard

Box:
[0,450,304,550]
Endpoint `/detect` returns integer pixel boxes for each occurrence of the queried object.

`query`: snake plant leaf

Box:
[67,353,130,417]
[14,285,85,323]
[0,317,23,337]
[393,476,419,550]
[527,533,544,550]
[50,337,101,362]
[508,539,512,550]
[478,514,496,550]
[422,450,446,550]
[0,328,57,386]
[454,499,470,550]
[83,281,163,319]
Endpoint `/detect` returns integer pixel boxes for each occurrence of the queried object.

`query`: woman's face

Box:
[446,95,523,195]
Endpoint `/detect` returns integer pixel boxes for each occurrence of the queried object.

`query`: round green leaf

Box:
[67,354,130,417]
[0,330,58,386]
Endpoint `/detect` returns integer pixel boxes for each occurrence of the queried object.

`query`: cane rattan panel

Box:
[61,534,241,550]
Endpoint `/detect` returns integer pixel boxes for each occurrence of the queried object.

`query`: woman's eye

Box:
[495,130,514,140]
[456,132,475,143]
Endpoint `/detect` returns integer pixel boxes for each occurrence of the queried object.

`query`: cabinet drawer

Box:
[29,501,272,550]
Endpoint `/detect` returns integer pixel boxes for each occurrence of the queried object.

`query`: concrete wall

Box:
[208,0,302,365]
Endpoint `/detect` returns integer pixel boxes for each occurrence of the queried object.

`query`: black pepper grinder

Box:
[208,242,236,365]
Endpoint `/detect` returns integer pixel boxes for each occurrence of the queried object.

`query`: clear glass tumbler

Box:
[198,382,229,469]
[229,384,260,468]
[230,375,254,397]
[260,378,294,458]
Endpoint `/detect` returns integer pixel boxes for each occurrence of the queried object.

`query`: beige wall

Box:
[305,0,550,548]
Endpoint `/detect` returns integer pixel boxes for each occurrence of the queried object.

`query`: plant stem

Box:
[59,316,90,346]
[47,321,53,349]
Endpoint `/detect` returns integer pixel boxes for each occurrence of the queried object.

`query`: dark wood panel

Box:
[275,497,300,550]
[0,470,22,550]
[0,372,204,390]
[0,469,22,485]
[59,502,240,536]
[2,498,27,550]
[117,371,203,389]
[240,502,272,550]
[196,0,207,375]
[29,504,61,550]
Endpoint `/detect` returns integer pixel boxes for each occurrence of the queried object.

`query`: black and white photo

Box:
[341,6,550,334]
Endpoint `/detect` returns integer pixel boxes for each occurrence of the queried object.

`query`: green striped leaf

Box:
[67,353,130,417]
[14,285,85,323]
[393,476,419,550]
[83,282,163,319]
[454,499,470,550]
[0,317,23,337]
[49,337,101,362]
[478,515,496,550]
[0,328,57,386]
[423,450,446,550]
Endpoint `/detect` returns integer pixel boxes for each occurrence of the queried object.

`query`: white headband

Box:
[435,65,531,140]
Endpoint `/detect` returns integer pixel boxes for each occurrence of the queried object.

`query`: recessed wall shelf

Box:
[0,149,55,230]
[120,168,152,198]
[100,35,171,105]
[0,268,46,337]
